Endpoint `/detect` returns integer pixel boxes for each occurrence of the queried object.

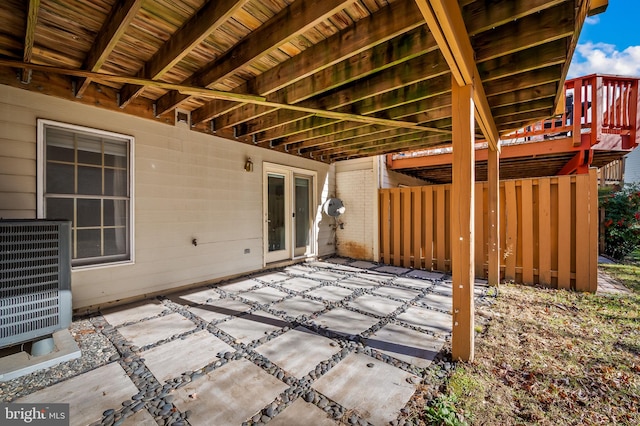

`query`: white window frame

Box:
[37,119,135,269]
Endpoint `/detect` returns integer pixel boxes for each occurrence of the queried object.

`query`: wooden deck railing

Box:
[379,171,598,291]
[504,74,638,148]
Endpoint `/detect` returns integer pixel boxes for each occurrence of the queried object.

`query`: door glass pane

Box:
[268,175,285,252]
[295,177,310,249]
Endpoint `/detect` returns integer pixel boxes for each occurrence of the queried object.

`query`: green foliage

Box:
[599,184,640,260]
[424,395,467,426]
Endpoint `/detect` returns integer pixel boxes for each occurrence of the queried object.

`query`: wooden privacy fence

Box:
[379,170,598,291]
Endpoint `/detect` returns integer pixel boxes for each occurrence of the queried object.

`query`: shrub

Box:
[599,184,640,260]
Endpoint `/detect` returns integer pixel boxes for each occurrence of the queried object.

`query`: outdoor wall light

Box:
[245,158,254,172]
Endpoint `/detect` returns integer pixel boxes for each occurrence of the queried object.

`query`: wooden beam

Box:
[472,2,574,63]
[416,0,499,150]
[558,149,593,175]
[463,0,566,37]
[327,132,452,160]
[487,145,500,286]
[484,65,563,98]
[192,0,426,124]
[0,58,451,134]
[553,0,590,121]
[450,78,475,362]
[241,50,450,142]
[291,103,452,152]
[119,0,249,108]
[155,0,358,116]
[255,74,453,147]
[75,0,144,98]
[21,0,40,84]
[212,25,439,130]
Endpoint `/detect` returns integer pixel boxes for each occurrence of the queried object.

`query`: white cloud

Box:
[568,42,640,78]
[584,15,600,25]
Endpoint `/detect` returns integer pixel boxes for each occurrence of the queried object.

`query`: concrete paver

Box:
[406,270,445,281]
[117,313,196,347]
[306,285,353,302]
[172,358,288,426]
[349,260,377,269]
[312,308,379,336]
[102,301,169,326]
[366,323,444,368]
[305,270,344,281]
[216,311,289,343]
[279,277,321,292]
[16,363,138,426]
[188,298,252,323]
[356,271,395,283]
[347,294,404,317]
[418,292,452,311]
[339,276,378,289]
[240,286,289,304]
[220,279,261,293]
[373,286,422,301]
[397,306,452,336]
[173,288,220,305]
[271,296,325,317]
[374,265,410,275]
[254,272,290,283]
[394,276,435,290]
[269,398,338,426]
[256,326,341,378]
[121,409,157,426]
[283,264,316,276]
[142,330,232,383]
[312,352,419,426]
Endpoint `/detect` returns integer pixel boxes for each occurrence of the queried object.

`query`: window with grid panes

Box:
[38,120,133,267]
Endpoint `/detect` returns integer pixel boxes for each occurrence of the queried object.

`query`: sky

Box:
[568,1,640,78]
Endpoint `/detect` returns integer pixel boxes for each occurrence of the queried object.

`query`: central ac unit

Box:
[0,220,72,350]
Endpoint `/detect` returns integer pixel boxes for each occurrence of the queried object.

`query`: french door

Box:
[264,164,314,264]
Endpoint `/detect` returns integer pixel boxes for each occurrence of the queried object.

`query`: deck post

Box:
[487,145,500,286]
[451,77,475,362]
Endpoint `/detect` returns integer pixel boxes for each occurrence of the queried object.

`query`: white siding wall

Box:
[335,157,377,260]
[0,85,334,310]
[624,148,640,184]
[333,156,429,261]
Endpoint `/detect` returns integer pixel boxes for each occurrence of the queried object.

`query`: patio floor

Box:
[6,257,491,426]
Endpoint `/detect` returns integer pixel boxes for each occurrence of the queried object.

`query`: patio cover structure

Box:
[0,0,601,361]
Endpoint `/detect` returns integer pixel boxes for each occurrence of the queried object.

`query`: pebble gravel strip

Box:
[2,256,494,426]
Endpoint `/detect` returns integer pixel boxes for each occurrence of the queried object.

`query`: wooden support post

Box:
[487,145,500,286]
[451,78,475,362]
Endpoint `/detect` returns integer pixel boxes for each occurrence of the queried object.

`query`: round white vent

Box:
[324,198,345,217]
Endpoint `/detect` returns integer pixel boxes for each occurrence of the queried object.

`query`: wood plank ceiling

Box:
[0,0,589,163]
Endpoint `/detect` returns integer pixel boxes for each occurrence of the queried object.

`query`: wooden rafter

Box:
[0,59,450,134]
[241,50,450,142]
[119,0,250,108]
[155,0,359,116]
[388,137,596,170]
[212,24,437,132]
[192,0,426,125]
[21,0,40,84]
[553,0,590,119]
[415,0,499,150]
[207,0,569,135]
[75,0,144,98]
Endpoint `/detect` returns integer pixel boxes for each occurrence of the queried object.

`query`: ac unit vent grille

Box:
[0,220,71,349]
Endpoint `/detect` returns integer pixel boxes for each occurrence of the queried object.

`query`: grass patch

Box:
[600,249,640,293]
[413,264,640,425]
